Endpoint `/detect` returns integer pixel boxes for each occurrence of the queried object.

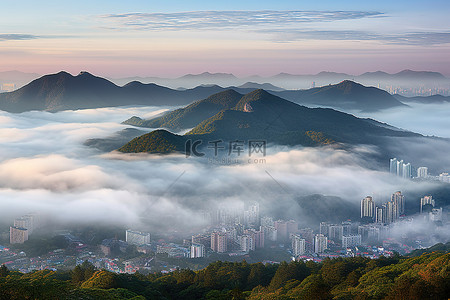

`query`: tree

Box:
[289,274,331,300]
[269,261,310,291]
[0,264,9,277]
[71,261,97,285]
[80,270,118,289]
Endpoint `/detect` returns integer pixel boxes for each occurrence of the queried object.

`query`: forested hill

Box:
[0,245,449,299]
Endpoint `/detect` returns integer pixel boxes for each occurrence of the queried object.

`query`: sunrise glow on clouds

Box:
[0,0,449,77]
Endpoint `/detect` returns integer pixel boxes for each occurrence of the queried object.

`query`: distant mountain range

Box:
[0,69,447,93]
[108,69,449,90]
[274,80,406,111]
[118,89,420,154]
[0,71,251,113]
[0,71,412,113]
[394,94,450,104]
[0,71,40,91]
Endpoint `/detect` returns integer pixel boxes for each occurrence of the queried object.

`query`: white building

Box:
[402,163,412,179]
[390,158,398,175]
[328,224,344,241]
[361,196,375,219]
[239,234,255,252]
[342,235,362,248]
[417,167,428,178]
[389,158,411,179]
[126,230,151,245]
[10,226,28,244]
[261,225,277,242]
[314,234,327,253]
[244,202,260,227]
[291,234,306,256]
[190,243,205,258]
[420,196,435,213]
[211,232,227,253]
[391,191,405,216]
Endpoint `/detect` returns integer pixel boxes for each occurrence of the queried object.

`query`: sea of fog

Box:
[0,103,450,240]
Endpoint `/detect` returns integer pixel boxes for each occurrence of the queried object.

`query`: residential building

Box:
[342,235,362,248]
[314,234,327,253]
[190,243,205,258]
[420,196,435,213]
[361,196,375,219]
[211,232,227,253]
[417,167,428,178]
[291,234,306,256]
[126,230,150,245]
[10,226,28,244]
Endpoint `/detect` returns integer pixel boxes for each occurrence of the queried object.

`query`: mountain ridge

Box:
[0,71,445,113]
[118,89,421,154]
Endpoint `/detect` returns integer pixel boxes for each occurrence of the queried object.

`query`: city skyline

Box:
[1,1,450,77]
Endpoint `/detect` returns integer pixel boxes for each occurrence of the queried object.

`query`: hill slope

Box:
[118,130,187,154]
[1,71,413,113]
[0,72,236,112]
[123,89,243,130]
[274,80,406,111]
[119,89,420,154]
[0,71,120,112]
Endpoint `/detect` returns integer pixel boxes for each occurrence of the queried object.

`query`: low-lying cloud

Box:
[0,104,449,237]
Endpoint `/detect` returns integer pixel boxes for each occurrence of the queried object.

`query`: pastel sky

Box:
[1,0,449,77]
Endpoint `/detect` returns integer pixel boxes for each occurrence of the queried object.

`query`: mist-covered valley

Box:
[1,101,450,244]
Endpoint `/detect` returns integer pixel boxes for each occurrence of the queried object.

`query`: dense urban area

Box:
[1,159,448,277]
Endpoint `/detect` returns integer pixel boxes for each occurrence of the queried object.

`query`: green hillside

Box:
[118,130,186,154]
[123,89,243,130]
[1,248,449,299]
[119,89,420,154]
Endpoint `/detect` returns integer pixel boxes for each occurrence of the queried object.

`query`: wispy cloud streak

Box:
[260,30,450,45]
[0,34,39,41]
[98,10,383,31]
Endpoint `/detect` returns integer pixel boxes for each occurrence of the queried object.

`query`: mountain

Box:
[359,69,447,84]
[394,94,450,104]
[118,89,420,154]
[0,72,238,113]
[237,82,285,91]
[1,71,407,113]
[0,71,120,112]
[84,128,148,152]
[393,69,446,80]
[273,80,406,111]
[123,89,243,130]
[176,72,241,88]
[118,129,187,154]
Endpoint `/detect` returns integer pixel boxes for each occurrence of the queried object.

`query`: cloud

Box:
[98,10,383,31]
[0,34,78,42]
[389,216,450,248]
[95,11,450,46]
[256,29,450,45]
[0,34,39,41]
[0,104,449,235]
[385,32,450,45]
[0,154,139,192]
